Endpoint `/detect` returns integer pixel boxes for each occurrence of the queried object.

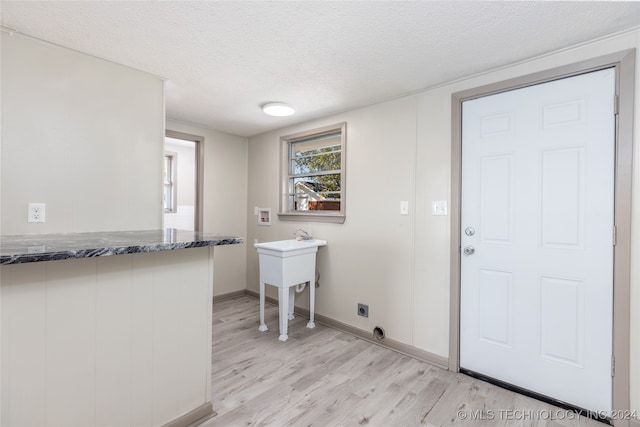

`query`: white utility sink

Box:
[254,239,327,341]
[254,238,327,254]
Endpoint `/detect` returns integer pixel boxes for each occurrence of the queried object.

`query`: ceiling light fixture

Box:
[262,102,295,117]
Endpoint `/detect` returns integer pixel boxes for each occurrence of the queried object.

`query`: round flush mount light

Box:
[262,102,295,117]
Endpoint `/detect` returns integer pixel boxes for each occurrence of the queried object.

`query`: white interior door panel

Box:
[460,68,615,412]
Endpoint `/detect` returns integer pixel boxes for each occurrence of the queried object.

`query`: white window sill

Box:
[278,212,346,224]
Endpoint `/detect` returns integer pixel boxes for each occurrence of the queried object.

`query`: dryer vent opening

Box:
[373,326,385,340]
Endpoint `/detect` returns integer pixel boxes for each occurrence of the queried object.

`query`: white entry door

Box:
[460,69,616,412]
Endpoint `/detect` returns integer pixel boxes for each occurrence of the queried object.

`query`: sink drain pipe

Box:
[295,269,321,293]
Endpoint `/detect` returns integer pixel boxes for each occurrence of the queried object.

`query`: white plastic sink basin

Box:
[254,239,327,257]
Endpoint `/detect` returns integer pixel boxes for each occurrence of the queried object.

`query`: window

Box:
[163,152,177,213]
[279,122,346,223]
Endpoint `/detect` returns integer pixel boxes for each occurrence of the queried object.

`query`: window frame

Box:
[278,122,346,223]
[163,151,177,213]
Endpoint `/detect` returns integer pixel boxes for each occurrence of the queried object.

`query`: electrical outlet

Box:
[28,203,46,223]
[357,303,369,318]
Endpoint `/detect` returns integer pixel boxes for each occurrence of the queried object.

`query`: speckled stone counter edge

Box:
[0,229,244,265]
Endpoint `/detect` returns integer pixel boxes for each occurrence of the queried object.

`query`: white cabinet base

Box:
[1,247,215,427]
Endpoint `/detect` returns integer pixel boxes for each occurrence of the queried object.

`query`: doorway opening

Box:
[163,130,204,232]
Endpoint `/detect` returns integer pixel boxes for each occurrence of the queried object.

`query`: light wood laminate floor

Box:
[201,295,604,427]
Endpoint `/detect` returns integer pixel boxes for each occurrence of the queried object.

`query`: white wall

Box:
[246,29,640,413]
[166,120,248,296]
[1,33,164,234]
[248,96,418,346]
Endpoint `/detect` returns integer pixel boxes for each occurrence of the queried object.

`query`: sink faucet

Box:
[294,228,312,240]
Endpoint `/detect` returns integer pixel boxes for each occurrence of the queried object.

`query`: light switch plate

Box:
[432,200,448,216]
[400,201,409,215]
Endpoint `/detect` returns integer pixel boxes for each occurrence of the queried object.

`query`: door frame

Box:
[165,129,205,232]
[449,49,635,423]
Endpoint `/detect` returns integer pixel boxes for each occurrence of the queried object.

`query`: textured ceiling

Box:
[1,1,639,137]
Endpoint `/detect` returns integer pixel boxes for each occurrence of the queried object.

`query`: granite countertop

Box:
[0,229,244,265]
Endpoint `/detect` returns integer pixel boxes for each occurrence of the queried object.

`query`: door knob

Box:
[463,245,475,255]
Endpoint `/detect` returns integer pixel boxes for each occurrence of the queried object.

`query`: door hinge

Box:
[614,94,619,116]
[611,355,615,377]
[613,225,617,246]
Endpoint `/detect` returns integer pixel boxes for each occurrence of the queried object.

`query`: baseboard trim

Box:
[245,289,265,300]
[312,311,449,370]
[212,290,246,303]
[244,290,448,370]
[161,402,215,427]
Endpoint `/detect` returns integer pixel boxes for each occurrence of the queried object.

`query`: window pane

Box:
[164,184,172,211]
[291,151,341,175]
[293,142,340,157]
[291,133,341,156]
[291,174,341,193]
[290,174,341,212]
[164,157,170,184]
[289,194,341,212]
